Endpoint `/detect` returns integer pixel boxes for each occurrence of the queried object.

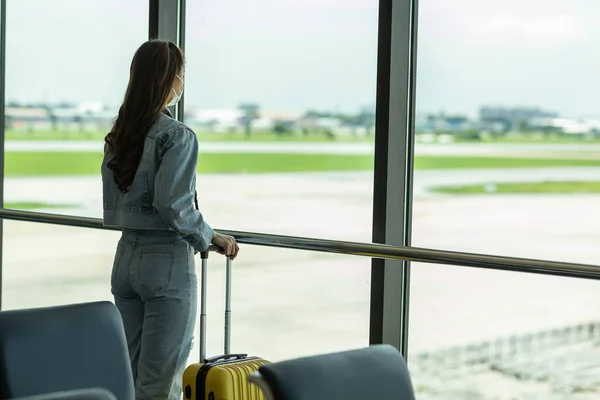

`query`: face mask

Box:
[167,75,184,107]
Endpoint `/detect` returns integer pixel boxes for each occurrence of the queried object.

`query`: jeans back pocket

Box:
[138,246,175,293]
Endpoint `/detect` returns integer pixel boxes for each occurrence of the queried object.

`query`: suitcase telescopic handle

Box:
[200,244,222,259]
[199,244,232,362]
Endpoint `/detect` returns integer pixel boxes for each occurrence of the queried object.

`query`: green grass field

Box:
[3,201,76,209]
[5,152,600,176]
[4,152,374,175]
[431,181,600,195]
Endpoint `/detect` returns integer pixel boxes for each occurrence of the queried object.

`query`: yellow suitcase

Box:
[183,248,269,400]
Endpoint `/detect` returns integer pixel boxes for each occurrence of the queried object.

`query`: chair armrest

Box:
[248,371,275,400]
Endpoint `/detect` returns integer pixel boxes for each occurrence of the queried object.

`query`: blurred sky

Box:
[4,0,600,117]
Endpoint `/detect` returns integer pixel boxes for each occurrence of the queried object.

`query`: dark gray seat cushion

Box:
[258,344,416,400]
[0,301,134,400]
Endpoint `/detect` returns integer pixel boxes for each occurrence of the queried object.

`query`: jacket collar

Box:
[163,107,174,118]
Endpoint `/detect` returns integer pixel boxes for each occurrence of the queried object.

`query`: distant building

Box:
[5,103,117,134]
[184,108,244,133]
[479,106,558,132]
[258,111,303,135]
[80,108,117,131]
[5,107,51,131]
[528,117,600,136]
[49,106,79,131]
[415,113,474,133]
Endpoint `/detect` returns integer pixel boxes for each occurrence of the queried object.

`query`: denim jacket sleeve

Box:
[154,127,214,252]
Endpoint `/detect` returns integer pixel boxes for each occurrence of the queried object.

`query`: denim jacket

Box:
[101,110,214,253]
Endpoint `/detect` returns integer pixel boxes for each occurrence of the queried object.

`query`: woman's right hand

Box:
[212,232,240,260]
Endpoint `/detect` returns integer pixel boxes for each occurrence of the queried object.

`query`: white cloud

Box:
[286,0,373,11]
[477,14,589,40]
[485,14,518,29]
[525,15,585,38]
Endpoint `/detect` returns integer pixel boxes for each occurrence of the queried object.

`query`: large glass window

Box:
[412,0,600,261]
[409,0,600,397]
[184,0,379,359]
[184,0,378,242]
[2,221,119,309]
[409,264,600,399]
[2,0,148,307]
[1,0,379,361]
[3,218,370,364]
[190,249,370,364]
[3,0,147,218]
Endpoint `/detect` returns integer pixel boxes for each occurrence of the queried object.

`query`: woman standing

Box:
[101,39,239,400]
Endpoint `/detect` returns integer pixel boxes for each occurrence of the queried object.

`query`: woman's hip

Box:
[125,235,196,298]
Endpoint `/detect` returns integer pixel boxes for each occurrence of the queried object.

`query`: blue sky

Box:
[5,0,600,117]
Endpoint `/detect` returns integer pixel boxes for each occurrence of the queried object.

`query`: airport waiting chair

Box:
[0,301,134,400]
[248,344,416,400]
[13,388,117,400]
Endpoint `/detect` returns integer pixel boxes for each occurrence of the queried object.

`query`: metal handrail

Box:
[1,208,600,280]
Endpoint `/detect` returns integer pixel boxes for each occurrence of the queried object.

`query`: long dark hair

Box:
[105,40,184,193]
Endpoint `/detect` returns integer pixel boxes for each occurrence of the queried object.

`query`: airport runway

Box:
[6,167,600,216]
[3,170,600,399]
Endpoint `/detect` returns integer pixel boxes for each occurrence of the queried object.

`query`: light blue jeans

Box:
[111,229,197,400]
